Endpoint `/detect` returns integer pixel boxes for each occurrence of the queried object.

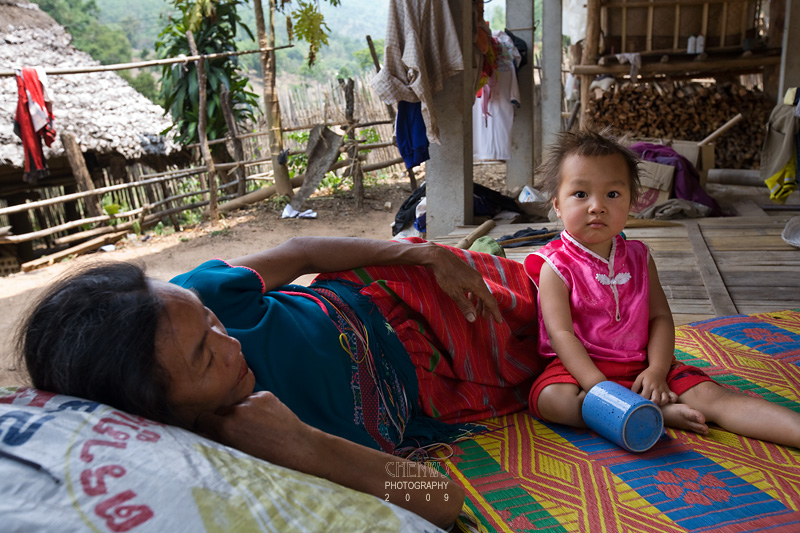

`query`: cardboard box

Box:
[639,138,715,188]
[631,160,675,214]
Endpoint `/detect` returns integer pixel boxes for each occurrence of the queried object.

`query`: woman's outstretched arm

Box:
[229,236,502,323]
[197,391,466,529]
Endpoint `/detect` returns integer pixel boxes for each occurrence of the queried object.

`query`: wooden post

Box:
[109,155,137,211]
[32,208,53,246]
[366,35,395,121]
[580,0,602,128]
[406,167,418,190]
[220,86,247,197]
[131,163,158,213]
[61,133,103,217]
[253,0,293,198]
[159,180,181,232]
[6,193,35,261]
[455,220,496,249]
[764,0,785,103]
[186,30,219,221]
[340,78,364,210]
[62,184,82,226]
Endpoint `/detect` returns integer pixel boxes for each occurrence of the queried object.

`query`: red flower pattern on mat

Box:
[742,328,792,344]
[655,468,731,505]
[498,510,536,529]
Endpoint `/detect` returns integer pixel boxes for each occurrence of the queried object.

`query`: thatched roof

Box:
[0,0,178,172]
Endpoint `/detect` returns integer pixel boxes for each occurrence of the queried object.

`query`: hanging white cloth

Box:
[473,31,521,161]
[370,0,463,144]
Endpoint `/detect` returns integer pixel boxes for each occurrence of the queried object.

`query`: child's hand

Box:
[632,368,678,406]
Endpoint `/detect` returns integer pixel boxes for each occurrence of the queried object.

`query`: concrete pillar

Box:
[541,0,563,152]
[505,1,536,192]
[778,0,800,96]
[427,0,473,239]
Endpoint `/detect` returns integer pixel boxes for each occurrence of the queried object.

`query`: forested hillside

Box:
[32,0,507,100]
[93,0,390,83]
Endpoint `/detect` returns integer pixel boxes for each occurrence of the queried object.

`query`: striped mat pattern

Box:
[435,309,800,533]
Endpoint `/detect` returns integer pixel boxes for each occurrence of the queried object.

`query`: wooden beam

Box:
[60,133,102,218]
[581,0,602,127]
[571,54,780,75]
[215,176,305,214]
[701,2,709,37]
[366,35,396,121]
[21,231,128,272]
[622,0,629,53]
[0,45,292,78]
[455,220,496,249]
[604,0,750,7]
[542,0,563,146]
[220,86,247,198]
[684,220,738,316]
[721,2,728,47]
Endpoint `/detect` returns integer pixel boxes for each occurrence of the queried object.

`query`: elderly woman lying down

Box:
[17,236,543,528]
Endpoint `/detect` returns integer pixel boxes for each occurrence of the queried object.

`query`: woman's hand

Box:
[632,367,677,406]
[196,391,464,529]
[196,391,319,469]
[427,245,502,323]
[230,237,502,324]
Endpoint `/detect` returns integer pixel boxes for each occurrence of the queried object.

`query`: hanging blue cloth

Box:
[395,100,430,169]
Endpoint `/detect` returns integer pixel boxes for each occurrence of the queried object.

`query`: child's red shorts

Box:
[528,357,715,419]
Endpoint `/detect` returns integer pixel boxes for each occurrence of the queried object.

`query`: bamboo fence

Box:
[1,75,405,273]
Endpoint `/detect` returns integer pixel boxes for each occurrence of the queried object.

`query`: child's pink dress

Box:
[523,231,713,418]
[524,230,651,363]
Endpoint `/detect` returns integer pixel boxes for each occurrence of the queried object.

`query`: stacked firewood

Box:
[586,81,775,169]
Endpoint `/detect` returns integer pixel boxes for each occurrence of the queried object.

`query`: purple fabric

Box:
[630,142,722,216]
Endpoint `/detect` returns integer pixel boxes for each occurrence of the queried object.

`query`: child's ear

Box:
[553,199,561,218]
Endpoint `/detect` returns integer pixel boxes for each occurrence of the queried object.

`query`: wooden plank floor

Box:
[432,215,800,325]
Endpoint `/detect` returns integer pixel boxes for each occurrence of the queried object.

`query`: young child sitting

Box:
[524,129,800,449]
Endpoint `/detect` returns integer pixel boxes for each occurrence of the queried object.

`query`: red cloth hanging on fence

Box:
[14,67,56,184]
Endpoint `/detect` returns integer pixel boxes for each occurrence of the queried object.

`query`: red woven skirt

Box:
[315,239,544,424]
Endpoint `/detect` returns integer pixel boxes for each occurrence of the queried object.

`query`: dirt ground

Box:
[0,171,433,387]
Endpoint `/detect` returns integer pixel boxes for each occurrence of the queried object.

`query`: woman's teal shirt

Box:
[170,260,416,451]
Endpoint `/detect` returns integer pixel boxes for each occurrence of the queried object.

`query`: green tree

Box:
[33,0,100,37]
[33,0,133,65]
[250,0,341,196]
[489,6,505,32]
[285,0,340,66]
[79,22,133,64]
[155,0,258,145]
[120,71,161,104]
[353,38,382,72]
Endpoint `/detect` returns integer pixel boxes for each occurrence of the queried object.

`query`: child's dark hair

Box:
[16,261,179,425]
[536,128,642,203]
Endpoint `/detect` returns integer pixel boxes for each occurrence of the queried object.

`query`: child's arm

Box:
[632,257,678,405]
[539,263,607,391]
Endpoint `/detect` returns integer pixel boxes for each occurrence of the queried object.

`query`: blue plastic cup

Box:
[581,381,664,453]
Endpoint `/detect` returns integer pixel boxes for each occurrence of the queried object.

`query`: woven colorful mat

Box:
[434,309,800,533]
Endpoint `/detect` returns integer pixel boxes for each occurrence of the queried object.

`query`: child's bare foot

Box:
[662,403,709,434]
